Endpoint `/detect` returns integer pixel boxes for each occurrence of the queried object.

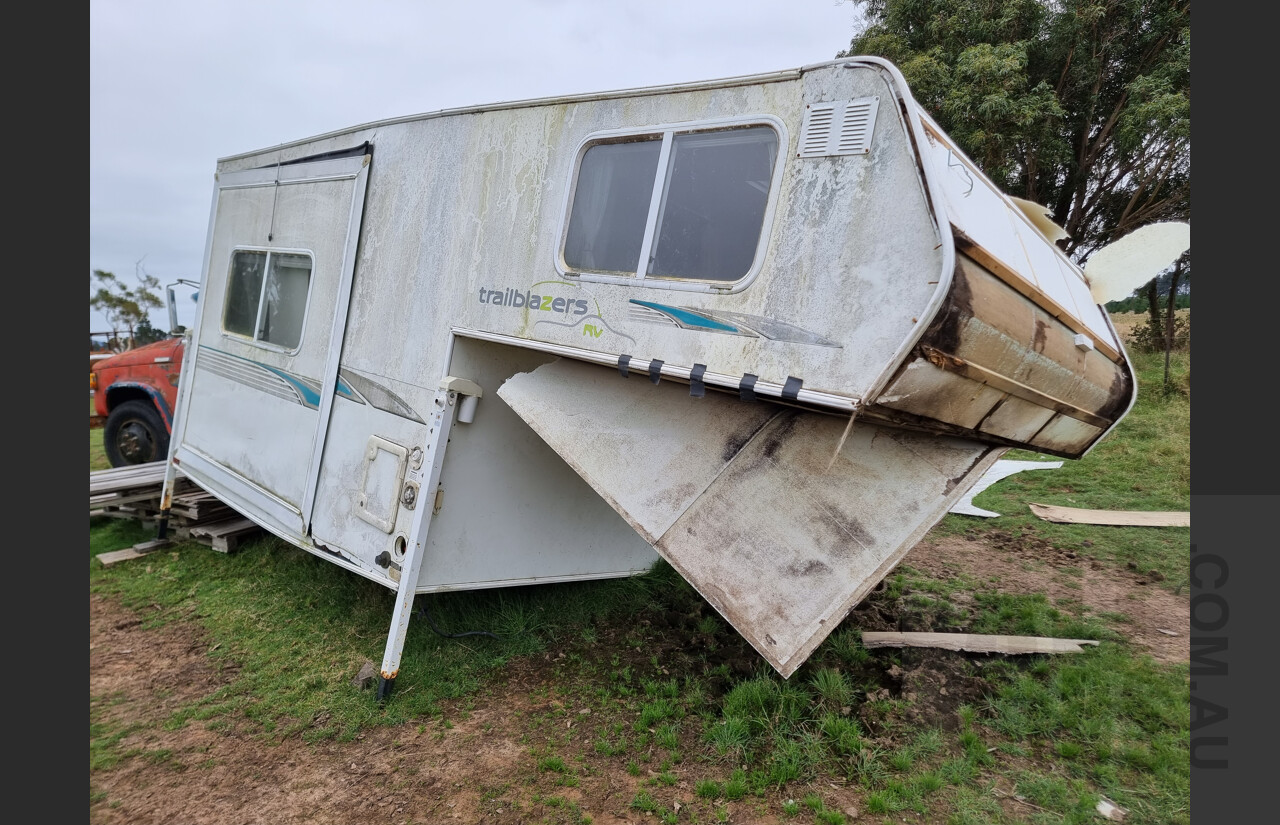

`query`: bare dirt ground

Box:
[906,533,1189,666]
[90,529,1189,825]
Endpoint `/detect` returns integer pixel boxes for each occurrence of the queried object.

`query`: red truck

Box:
[90,280,198,468]
[90,335,186,467]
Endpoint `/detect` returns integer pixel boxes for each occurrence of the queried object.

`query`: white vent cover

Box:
[797,97,880,158]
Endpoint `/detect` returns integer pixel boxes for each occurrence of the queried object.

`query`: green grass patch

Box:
[982,645,1190,823]
[90,519,696,739]
[89,397,110,471]
[89,713,132,772]
[538,755,567,773]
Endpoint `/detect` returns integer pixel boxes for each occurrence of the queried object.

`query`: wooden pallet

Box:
[188,515,264,553]
[92,461,264,563]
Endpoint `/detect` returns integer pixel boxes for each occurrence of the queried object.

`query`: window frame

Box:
[555,115,787,294]
[221,246,316,355]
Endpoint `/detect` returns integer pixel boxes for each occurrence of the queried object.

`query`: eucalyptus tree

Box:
[840,0,1190,261]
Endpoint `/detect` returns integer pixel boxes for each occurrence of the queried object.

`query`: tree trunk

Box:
[1163,256,1185,393]
[1146,279,1162,329]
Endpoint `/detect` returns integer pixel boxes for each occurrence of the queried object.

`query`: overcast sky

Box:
[90,0,862,335]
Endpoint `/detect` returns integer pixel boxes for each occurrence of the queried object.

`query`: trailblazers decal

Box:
[479,280,635,344]
[477,286,588,315]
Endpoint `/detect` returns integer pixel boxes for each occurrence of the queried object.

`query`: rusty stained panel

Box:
[916,345,1109,430]
[874,358,1006,430]
[977,395,1056,443]
[950,235,1122,361]
[1029,413,1104,454]
[498,357,1000,677]
[927,255,1125,417]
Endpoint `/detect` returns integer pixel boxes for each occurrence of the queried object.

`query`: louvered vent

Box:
[797,97,880,158]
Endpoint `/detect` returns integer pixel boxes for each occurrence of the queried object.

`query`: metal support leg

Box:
[376,386,458,702]
[156,455,181,541]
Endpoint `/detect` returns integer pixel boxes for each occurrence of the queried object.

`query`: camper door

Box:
[175,150,371,539]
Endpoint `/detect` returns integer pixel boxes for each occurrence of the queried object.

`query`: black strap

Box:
[739,373,758,402]
[689,363,707,398]
[649,359,664,384]
[618,354,631,378]
[781,376,803,401]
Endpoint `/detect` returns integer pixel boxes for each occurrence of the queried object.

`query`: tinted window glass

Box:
[563,138,662,274]
[225,251,266,336]
[224,250,311,348]
[261,253,311,348]
[648,127,778,281]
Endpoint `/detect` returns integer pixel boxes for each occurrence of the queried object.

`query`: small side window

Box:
[224,250,312,349]
[560,120,782,289]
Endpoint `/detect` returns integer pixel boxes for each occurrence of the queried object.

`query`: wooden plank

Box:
[95,539,172,567]
[169,503,235,520]
[89,489,163,510]
[188,516,255,537]
[168,490,232,519]
[89,508,147,521]
[89,463,169,495]
[860,632,1100,654]
[90,462,259,552]
[1028,503,1190,527]
[96,547,152,566]
[89,460,167,481]
[89,462,190,492]
[212,532,252,554]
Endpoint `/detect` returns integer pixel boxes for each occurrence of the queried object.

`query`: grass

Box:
[90,342,1190,824]
[91,521,699,737]
[90,397,110,471]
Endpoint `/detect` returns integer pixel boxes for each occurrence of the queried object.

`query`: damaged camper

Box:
[158,56,1176,699]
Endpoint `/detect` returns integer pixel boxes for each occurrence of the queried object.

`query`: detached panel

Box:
[500,358,1000,677]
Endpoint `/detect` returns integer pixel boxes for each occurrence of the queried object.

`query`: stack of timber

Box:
[90,461,263,555]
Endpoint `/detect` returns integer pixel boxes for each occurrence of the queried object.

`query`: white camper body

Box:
[164,57,1135,693]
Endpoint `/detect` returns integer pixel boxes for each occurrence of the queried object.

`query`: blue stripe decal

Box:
[261,366,322,408]
[201,347,420,417]
[112,382,173,426]
[628,300,740,333]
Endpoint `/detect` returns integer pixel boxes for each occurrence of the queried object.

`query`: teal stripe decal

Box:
[262,366,322,408]
[629,300,740,333]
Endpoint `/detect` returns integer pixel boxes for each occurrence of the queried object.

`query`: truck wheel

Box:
[104,400,170,467]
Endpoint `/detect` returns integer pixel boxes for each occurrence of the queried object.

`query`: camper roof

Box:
[218,59,868,163]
